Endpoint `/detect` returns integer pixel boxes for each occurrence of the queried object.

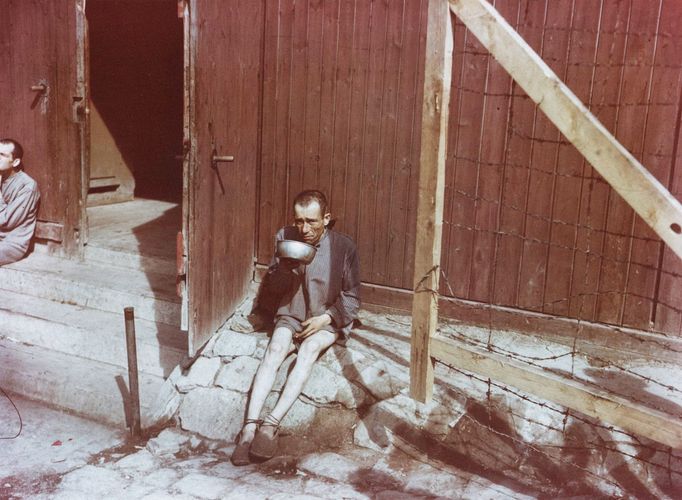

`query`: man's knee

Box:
[263,335,291,365]
[298,333,334,361]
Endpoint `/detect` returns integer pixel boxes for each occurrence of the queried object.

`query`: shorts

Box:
[274,315,347,346]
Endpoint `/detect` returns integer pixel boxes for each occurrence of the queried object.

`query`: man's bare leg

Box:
[237,326,295,445]
[259,329,338,439]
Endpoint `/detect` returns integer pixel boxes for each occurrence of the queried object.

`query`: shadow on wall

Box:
[88,0,183,202]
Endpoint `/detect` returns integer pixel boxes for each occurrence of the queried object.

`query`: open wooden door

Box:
[0,0,87,255]
[183,0,263,355]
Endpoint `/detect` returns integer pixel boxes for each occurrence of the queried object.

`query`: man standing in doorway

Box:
[231,189,361,465]
[0,138,40,266]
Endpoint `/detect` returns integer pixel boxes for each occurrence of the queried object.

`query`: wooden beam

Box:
[449,0,682,259]
[35,221,64,242]
[410,0,453,403]
[431,335,682,448]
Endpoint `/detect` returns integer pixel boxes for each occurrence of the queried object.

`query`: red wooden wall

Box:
[0,0,83,254]
[256,0,682,337]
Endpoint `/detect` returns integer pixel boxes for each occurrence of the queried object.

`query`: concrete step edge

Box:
[0,338,165,428]
[0,309,183,379]
[0,266,180,325]
[84,245,175,276]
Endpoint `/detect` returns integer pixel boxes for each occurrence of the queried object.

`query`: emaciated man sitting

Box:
[0,138,40,266]
[231,189,361,465]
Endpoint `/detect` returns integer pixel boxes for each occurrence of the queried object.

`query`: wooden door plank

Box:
[387,0,425,289]
[448,0,682,260]
[328,0,354,231]
[343,0,373,246]
[410,0,453,403]
[188,0,263,354]
[430,334,682,448]
[371,0,406,285]
[357,0,390,283]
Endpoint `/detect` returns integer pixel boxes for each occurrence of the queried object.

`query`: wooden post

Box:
[410,0,453,403]
[448,0,682,259]
[124,307,142,437]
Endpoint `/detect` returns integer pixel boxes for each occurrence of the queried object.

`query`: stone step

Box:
[0,252,180,325]
[0,290,185,378]
[0,338,164,427]
[84,244,175,276]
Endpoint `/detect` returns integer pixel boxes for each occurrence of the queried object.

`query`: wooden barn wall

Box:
[0,0,82,254]
[258,0,427,288]
[256,0,682,337]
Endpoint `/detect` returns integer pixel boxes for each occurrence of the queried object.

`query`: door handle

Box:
[211,155,234,169]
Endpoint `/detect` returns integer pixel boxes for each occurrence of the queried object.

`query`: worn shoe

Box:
[249,414,280,461]
[230,419,261,466]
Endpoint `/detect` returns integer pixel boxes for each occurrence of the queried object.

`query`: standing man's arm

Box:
[0,184,40,231]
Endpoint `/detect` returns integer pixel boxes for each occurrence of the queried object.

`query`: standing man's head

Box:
[0,139,24,176]
[293,190,331,245]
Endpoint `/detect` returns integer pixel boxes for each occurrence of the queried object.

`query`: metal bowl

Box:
[276,239,317,265]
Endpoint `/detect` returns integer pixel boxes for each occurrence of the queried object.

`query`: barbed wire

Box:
[436,363,682,480]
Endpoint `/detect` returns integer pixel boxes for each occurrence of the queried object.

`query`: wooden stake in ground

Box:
[410,0,453,403]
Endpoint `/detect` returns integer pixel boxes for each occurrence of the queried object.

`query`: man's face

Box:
[294,201,330,245]
[0,143,19,175]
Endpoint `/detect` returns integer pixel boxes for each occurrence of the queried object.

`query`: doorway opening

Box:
[85,0,183,265]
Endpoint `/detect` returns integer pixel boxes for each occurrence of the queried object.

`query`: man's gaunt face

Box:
[294,201,331,246]
[0,143,19,175]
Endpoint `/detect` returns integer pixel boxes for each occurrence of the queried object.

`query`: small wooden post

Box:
[410,0,453,403]
[124,307,142,437]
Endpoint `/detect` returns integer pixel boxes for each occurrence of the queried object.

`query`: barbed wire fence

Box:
[414,19,682,492]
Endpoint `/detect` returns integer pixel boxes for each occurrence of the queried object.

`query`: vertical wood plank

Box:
[517,0,573,312]
[371,0,406,284]
[595,0,658,326]
[467,0,518,303]
[622,0,677,330]
[491,0,546,307]
[410,0,452,403]
[544,0,601,318]
[328,0,355,228]
[357,0,389,282]
[343,0,372,245]
[569,0,627,321]
[387,0,425,288]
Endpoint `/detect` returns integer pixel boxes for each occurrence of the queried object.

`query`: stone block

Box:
[146,428,191,456]
[58,465,126,495]
[115,449,158,473]
[215,356,261,393]
[176,356,222,393]
[353,392,465,451]
[149,374,182,425]
[211,331,259,357]
[142,468,180,489]
[355,361,407,401]
[263,392,317,432]
[297,452,362,483]
[178,387,246,441]
[173,473,233,500]
[302,364,368,409]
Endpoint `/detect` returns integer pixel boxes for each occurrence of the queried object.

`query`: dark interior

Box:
[87,0,183,202]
